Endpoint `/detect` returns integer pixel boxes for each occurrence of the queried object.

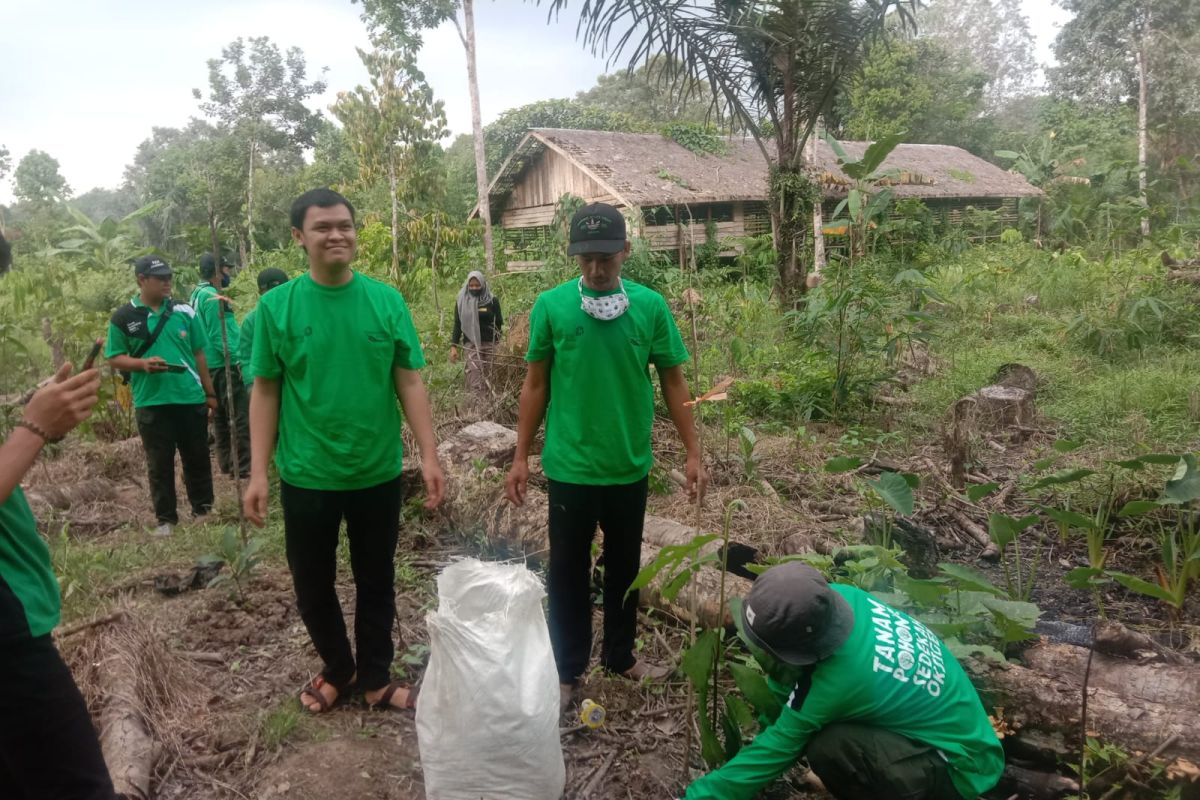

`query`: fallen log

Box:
[99,631,154,800]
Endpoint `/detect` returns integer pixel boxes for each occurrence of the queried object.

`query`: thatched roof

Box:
[478,128,1042,219]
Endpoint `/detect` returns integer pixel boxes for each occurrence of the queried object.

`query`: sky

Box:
[0,0,1072,205]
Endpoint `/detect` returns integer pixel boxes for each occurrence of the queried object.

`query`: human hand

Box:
[505,458,529,506]
[422,457,447,510]
[23,362,101,441]
[206,395,219,416]
[143,356,169,373]
[449,346,459,364]
[243,475,269,527]
[686,452,708,504]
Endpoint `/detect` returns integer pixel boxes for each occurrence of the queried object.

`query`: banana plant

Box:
[823,131,906,259]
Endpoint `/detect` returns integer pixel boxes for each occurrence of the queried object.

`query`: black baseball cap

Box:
[256,268,289,291]
[133,255,173,278]
[199,252,235,276]
[737,562,855,666]
[567,202,627,256]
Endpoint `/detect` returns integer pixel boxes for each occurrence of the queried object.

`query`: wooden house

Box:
[475,128,1043,270]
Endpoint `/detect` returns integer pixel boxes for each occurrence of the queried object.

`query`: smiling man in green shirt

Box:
[505,202,707,714]
[682,563,1004,800]
[244,188,446,715]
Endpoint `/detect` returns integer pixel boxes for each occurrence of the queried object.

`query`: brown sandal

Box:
[298,675,348,714]
[368,680,418,711]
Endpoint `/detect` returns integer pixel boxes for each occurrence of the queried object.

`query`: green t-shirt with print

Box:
[251,272,426,491]
[525,278,689,485]
[684,585,1004,800]
[0,487,60,642]
[189,281,242,369]
[105,297,209,408]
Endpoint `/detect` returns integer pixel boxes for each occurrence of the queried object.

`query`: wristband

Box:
[17,419,63,444]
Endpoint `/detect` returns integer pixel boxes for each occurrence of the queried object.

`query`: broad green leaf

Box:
[860,131,906,175]
[848,190,862,221]
[700,716,725,768]
[822,131,849,163]
[1032,457,1060,471]
[981,596,1041,629]
[865,471,914,516]
[728,662,781,721]
[1063,566,1107,589]
[944,638,1006,663]
[1042,507,1097,529]
[987,513,1039,550]
[1137,453,1183,465]
[900,472,921,490]
[724,694,755,733]
[966,482,1000,502]
[1111,458,1146,471]
[1028,469,1096,490]
[1161,454,1200,505]
[1117,500,1162,517]
[1053,439,1084,453]
[895,575,951,607]
[681,629,719,690]
[824,456,863,473]
[994,150,1021,160]
[721,707,743,761]
[662,563,700,602]
[938,563,1006,597]
[1109,572,1177,605]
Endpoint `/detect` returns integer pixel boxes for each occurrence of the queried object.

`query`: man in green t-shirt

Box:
[106,256,219,537]
[682,563,1005,800]
[190,252,249,478]
[244,188,446,714]
[505,202,707,712]
[238,267,289,382]
[1,360,118,799]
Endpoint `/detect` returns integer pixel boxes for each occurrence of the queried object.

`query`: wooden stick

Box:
[56,610,127,639]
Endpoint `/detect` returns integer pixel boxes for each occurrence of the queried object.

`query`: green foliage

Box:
[202,527,263,601]
[13,149,71,205]
[661,123,727,156]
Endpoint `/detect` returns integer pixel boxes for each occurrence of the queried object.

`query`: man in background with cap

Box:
[107,255,219,537]
[682,562,1004,800]
[237,267,289,382]
[191,253,249,478]
[505,201,707,713]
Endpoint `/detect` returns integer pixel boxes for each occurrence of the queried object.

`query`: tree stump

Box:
[975,384,1035,430]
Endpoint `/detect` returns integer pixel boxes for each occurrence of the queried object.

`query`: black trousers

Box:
[135,403,213,525]
[547,477,648,684]
[0,634,117,800]
[806,723,962,800]
[280,475,402,692]
[211,366,250,477]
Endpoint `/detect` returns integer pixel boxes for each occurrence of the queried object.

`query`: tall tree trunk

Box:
[1135,44,1150,239]
[207,186,221,268]
[246,138,258,265]
[459,0,495,273]
[808,132,826,279]
[389,161,401,280]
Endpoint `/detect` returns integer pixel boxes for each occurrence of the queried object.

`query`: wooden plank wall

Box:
[504,148,614,213]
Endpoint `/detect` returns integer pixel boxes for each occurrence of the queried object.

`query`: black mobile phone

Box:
[164,363,187,373]
[82,338,104,371]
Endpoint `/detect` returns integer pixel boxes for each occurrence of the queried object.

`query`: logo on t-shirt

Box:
[127,320,143,334]
[867,596,946,698]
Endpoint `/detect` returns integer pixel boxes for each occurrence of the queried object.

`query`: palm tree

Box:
[539,0,917,297]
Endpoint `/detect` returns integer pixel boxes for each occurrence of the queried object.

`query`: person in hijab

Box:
[450,270,503,399]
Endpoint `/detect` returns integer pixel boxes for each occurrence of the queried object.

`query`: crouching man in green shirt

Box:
[682,563,1004,800]
[505,202,707,712]
[244,189,446,714]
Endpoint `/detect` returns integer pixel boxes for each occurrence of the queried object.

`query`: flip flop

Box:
[368,680,418,711]
[298,675,348,714]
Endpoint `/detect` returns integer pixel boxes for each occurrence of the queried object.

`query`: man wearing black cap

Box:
[505,202,707,712]
[106,256,218,537]
[191,253,250,478]
[237,268,289,382]
[681,563,1004,800]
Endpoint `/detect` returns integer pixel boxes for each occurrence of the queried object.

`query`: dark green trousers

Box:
[806,723,964,800]
[211,366,250,477]
[135,403,213,525]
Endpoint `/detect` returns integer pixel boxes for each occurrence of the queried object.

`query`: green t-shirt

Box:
[525,278,689,485]
[251,272,426,490]
[685,585,1004,800]
[0,487,60,642]
[105,297,209,408]
[189,281,241,369]
[239,307,259,380]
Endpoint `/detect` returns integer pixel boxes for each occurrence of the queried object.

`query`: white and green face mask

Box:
[578,277,630,321]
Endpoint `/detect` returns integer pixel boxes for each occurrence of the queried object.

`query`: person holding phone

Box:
[106,256,219,537]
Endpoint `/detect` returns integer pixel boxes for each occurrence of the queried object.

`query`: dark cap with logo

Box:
[133,255,173,278]
[199,252,235,276]
[567,202,627,256]
[738,562,855,666]
[256,267,289,291]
